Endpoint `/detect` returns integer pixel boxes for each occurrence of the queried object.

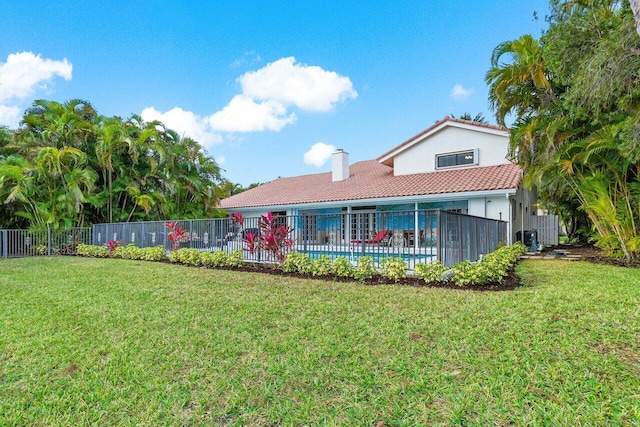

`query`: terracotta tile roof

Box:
[377,117,508,164]
[220,161,522,209]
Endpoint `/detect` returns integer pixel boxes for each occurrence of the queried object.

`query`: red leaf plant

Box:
[231,211,294,263]
[106,239,120,254]
[165,221,189,251]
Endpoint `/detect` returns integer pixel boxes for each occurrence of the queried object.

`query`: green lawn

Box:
[1,257,639,426]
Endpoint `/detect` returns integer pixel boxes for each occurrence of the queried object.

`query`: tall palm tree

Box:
[486,34,552,127]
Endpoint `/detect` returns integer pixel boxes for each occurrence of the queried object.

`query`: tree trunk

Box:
[632,0,640,37]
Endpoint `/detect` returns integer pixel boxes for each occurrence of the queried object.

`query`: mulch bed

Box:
[543,244,640,268]
[219,263,523,292]
[224,244,637,291]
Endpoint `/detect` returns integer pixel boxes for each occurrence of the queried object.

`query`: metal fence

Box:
[91,210,507,268]
[1,211,507,267]
[0,228,92,258]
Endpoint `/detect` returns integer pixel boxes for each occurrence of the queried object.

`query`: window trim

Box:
[435,148,478,170]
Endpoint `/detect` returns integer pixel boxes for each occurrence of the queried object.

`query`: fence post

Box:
[2,230,7,259]
[47,228,52,256]
[436,210,441,265]
[189,220,193,248]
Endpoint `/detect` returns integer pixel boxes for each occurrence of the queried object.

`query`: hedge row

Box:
[75,243,527,287]
[77,243,165,261]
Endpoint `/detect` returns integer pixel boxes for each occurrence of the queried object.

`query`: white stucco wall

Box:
[467,196,510,222]
[393,126,510,176]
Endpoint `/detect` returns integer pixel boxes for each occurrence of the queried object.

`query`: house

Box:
[221,117,537,245]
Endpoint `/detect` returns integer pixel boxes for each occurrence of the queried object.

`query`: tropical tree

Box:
[450,112,488,123]
[486,34,552,128]
[487,0,640,260]
[0,99,227,229]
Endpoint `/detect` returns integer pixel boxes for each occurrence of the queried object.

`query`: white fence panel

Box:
[530,215,559,246]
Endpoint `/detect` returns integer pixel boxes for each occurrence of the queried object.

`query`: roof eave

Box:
[376,117,509,165]
[224,187,519,211]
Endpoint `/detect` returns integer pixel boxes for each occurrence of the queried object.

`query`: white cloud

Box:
[209,94,296,132]
[141,106,222,147]
[215,155,226,165]
[304,142,336,167]
[231,51,262,68]
[239,56,357,112]
[0,105,21,129]
[0,52,72,127]
[0,52,72,103]
[451,84,474,101]
[140,57,356,144]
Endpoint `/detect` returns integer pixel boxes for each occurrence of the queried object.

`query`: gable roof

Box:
[377,117,508,167]
[220,160,522,209]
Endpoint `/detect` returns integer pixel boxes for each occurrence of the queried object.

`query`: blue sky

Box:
[1,1,549,186]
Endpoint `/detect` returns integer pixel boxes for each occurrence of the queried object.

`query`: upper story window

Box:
[436,149,478,169]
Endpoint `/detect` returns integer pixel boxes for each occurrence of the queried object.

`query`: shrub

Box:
[165,221,189,251]
[452,260,488,287]
[332,256,354,278]
[107,240,121,254]
[201,250,229,268]
[169,248,202,266]
[414,261,448,283]
[380,257,407,282]
[77,244,109,258]
[231,211,294,263]
[228,249,244,267]
[452,243,527,286]
[312,255,334,276]
[113,244,145,260]
[281,251,313,274]
[353,256,377,282]
[140,246,166,261]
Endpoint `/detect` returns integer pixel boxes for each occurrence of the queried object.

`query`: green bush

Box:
[353,256,377,282]
[113,244,144,260]
[169,248,202,266]
[451,260,488,287]
[228,249,244,267]
[452,243,527,286]
[380,257,407,282]
[312,255,334,276]
[76,243,166,261]
[201,250,229,268]
[140,246,166,261]
[414,261,447,283]
[76,244,109,258]
[332,256,354,278]
[281,252,313,274]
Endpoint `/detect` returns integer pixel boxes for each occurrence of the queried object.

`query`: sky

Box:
[1,1,550,187]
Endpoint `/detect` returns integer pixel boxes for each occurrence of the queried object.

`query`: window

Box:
[436,149,477,169]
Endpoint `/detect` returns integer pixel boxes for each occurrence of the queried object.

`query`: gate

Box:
[529,215,559,246]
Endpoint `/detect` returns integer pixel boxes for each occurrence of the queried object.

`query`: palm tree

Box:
[486,35,552,127]
[450,113,488,123]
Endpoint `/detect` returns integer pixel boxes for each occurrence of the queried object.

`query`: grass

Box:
[0,257,639,425]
